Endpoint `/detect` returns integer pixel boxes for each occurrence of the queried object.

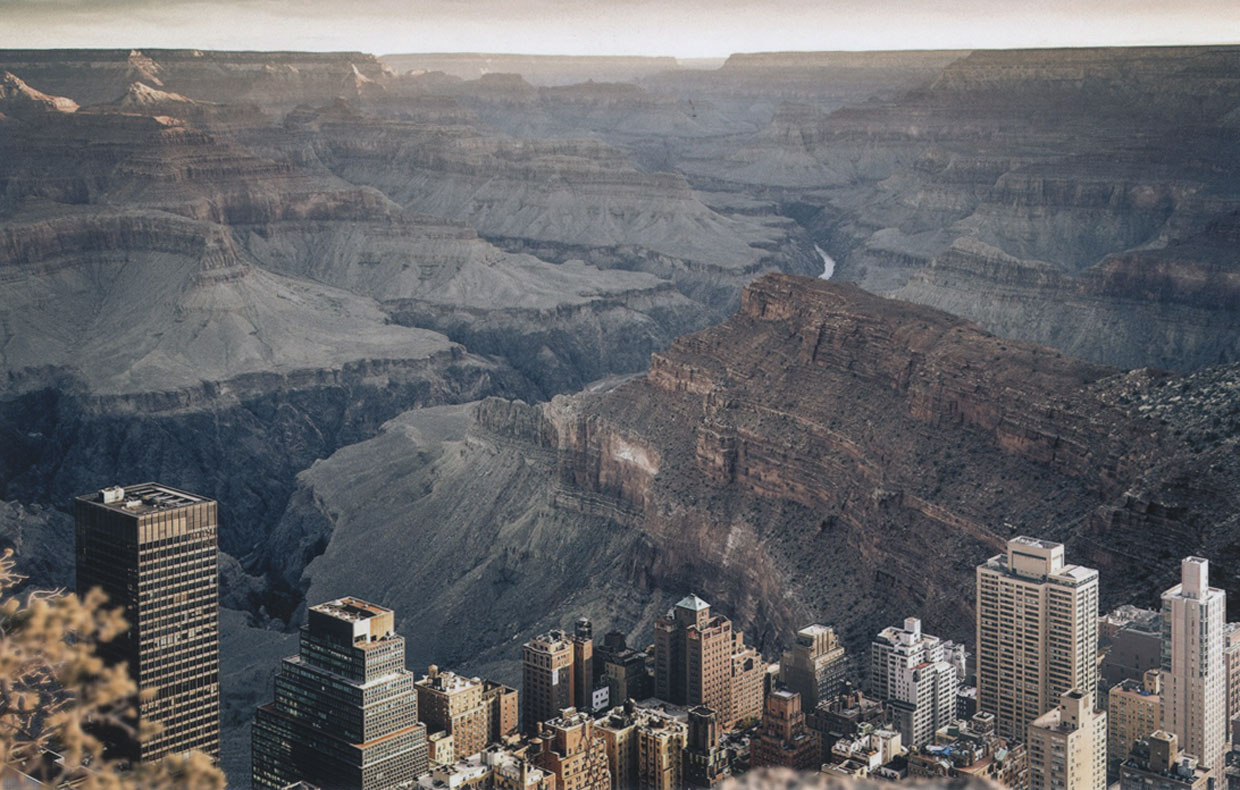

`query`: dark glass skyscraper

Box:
[74,483,221,762]
[252,597,428,790]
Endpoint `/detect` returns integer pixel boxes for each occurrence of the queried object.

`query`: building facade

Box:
[482,680,520,744]
[654,596,732,715]
[636,711,686,790]
[1028,690,1107,790]
[251,598,428,790]
[729,637,765,728]
[532,709,611,790]
[682,706,729,789]
[524,631,577,735]
[74,483,220,762]
[976,537,1100,742]
[1160,557,1227,774]
[749,690,819,771]
[1108,670,1161,771]
[417,667,489,761]
[780,624,846,710]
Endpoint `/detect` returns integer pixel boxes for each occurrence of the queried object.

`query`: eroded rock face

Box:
[666,46,1240,371]
[286,275,1240,685]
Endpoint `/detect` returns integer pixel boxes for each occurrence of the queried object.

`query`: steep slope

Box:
[270,102,818,310]
[673,46,1240,371]
[281,275,1240,683]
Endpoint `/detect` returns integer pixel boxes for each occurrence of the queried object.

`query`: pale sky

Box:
[1,0,1237,58]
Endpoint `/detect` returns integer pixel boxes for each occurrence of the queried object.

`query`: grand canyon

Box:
[2,41,1239,786]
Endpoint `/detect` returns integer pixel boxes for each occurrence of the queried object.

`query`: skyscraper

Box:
[653,595,733,718]
[1028,690,1107,790]
[251,598,428,790]
[523,630,577,735]
[1159,557,1227,773]
[976,536,1100,741]
[573,618,596,713]
[870,617,961,749]
[780,624,846,710]
[74,483,220,763]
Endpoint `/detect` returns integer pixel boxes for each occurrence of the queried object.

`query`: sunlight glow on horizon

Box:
[1,0,1237,59]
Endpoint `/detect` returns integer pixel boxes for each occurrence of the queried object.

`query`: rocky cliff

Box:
[283,275,1240,688]
[666,46,1240,371]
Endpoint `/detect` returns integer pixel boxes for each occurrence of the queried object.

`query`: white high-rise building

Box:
[870,617,961,748]
[1029,689,1107,790]
[976,536,1100,742]
[1160,557,1227,773]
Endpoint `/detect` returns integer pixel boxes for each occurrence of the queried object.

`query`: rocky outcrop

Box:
[0,49,390,109]
[0,71,78,117]
[673,46,1240,371]
[285,276,1240,688]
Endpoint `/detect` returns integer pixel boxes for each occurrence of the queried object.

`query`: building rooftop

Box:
[77,482,210,515]
[677,594,711,611]
[311,597,393,623]
[419,669,481,693]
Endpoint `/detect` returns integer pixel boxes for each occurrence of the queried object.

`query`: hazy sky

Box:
[2,0,1237,58]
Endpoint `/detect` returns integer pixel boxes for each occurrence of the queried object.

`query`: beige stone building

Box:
[1108,669,1161,769]
[1029,690,1107,790]
[524,632,577,735]
[483,680,520,744]
[1160,557,1227,774]
[780,624,846,710]
[636,711,686,790]
[533,709,611,790]
[730,635,766,728]
[418,667,490,761]
[976,537,1100,742]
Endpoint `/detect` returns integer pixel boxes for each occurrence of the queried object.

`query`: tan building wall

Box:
[534,710,612,790]
[1029,690,1107,790]
[417,668,489,761]
[730,639,765,728]
[977,537,1099,742]
[1108,670,1160,768]
[636,715,686,790]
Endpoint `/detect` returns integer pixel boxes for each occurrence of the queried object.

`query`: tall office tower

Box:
[750,690,820,771]
[1224,623,1240,747]
[976,537,1100,741]
[1028,690,1107,790]
[1159,557,1227,773]
[636,711,687,790]
[74,483,220,763]
[1108,670,1161,772]
[780,624,847,709]
[654,595,733,716]
[531,709,612,790]
[573,619,596,713]
[251,598,428,790]
[416,667,489,761]
[870,617,959,749]
[482,680,520,744]
[523,630,576,734]
[682,706,729,789]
